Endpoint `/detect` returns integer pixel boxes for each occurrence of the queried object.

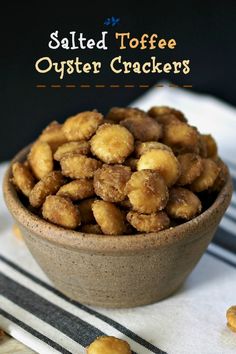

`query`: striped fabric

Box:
[1,87,236,354]
[214,159,236,253]
[0,252,165,354]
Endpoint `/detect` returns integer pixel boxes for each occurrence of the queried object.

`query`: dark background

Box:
[1,0,236,161]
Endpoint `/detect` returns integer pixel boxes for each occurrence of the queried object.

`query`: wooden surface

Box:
[0,331,35,353]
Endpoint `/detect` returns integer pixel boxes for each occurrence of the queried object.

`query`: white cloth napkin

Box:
[1,85,236,354]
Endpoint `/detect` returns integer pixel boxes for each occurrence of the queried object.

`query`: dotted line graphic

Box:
[35,84,193,89]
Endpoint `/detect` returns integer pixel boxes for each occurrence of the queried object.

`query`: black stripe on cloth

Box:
[0,254,166,354]
[225,212,236,223]
[0,308,72,354]
[212,227,236,254]
[206,250,236,268]
[231,177,236,191]
[0,272,105,348]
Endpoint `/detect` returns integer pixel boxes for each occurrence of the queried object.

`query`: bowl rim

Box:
[3,144,233,254]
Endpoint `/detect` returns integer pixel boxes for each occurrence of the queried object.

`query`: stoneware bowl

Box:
[3,145,233,308]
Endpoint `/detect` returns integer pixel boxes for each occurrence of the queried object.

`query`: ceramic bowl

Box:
[3,145,233,308]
